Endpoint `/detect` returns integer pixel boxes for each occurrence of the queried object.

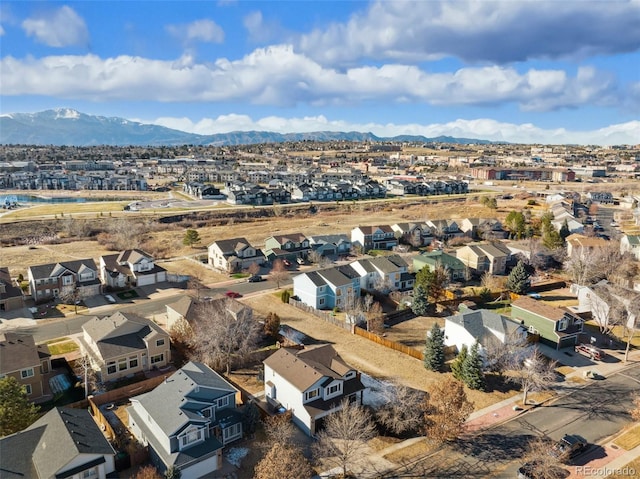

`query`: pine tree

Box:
[506,260,532,294]
[450,344,468,380]
[0,376,40,436]
[182,229,201,247]
[424,322,445,372]
[462,342,486,391]
[411,283,429,316]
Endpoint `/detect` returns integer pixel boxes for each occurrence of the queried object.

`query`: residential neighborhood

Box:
[1,139,640,479]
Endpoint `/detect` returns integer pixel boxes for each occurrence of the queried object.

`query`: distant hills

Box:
[0,109,496,147]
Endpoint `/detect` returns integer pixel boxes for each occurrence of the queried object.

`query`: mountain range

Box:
[0,109,496,147]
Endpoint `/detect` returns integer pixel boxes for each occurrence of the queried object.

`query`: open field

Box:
[243,292,518,410]
[382,315,443,351]
[158,258,229,284]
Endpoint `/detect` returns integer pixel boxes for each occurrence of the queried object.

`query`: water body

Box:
[1,194,125,204]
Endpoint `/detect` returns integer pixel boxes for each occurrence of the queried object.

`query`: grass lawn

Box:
[116,290,139,300]
[606,457,640,478]
[44,337,70,344]
[384,438,438,462]
[48,341,80,355]
[1,201,129,218]
[614,424,640,450]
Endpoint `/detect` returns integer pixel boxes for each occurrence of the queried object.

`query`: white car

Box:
[104,294,116,304]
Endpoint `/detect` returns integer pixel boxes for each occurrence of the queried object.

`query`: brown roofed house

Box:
[0,332,51,402]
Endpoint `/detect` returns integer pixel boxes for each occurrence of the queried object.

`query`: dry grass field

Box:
[243,292,517,410]
[157,258,229,284]
[381,315,443,351]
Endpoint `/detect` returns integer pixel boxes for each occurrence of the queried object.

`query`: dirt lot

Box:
[243,293,517,410]
[382,315,443,351]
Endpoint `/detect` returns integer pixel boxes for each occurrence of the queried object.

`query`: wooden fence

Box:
[353,326,424,361]
[288,299,352,331]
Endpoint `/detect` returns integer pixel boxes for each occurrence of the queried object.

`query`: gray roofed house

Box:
[28,258,101,303]
[293,266,361,311]
[165,296,253,331]
[207,237,264,272]
[0,332,51,402]
[79,311,171,382]
[444,308,527,357]
[0,406,116,479]
[308,233,353,256]
[263,344,365,435]
[0,266,24,312]
[99,249,167,289]
[127,361,243,477]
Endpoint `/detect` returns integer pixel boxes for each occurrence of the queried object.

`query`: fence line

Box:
[288,299,352,331]
[353,326,424,361]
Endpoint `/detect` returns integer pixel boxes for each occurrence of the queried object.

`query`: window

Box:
[129,357,138,369]
[151,354,164,364]
[82,467,98,478]
[118,359,128,371]
[62,275,74,286]
[326,383,341,396]
[25,384,32,395]
[217,396,229,408]
[305,389,319,401]
[107,362,116,375]
[180,428,203,447]
[156,338,165,347]
[202,407,213,418]
[223,423,242,441]
[558,319,568,332]
[319,298,325,305]
[21,368,34,379]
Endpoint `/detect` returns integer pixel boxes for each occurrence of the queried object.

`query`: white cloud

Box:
[0,47,625,110]
[145,113,640,146]
[297,0,640,64]
[166,19,224,44]
[243,10,281,43]
[21,6,89,48]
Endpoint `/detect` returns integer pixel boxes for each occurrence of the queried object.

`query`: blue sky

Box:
[1,0,639,144]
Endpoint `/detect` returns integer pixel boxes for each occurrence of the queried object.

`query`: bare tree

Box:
[264,411,296,446]
[313,400,376,478]
[588,283,626,335]
[269,259,290,289]
[375,383,425,436]
[187,268,205,300]
[423,377,474,443]
[520,436,568,479]
[254,443,315,479]
[247,262,261,277]
[188,298,260,375]
[630,394,640,421]
[621,290,640,362]
[60,286,82,314]
[508,347,557,405]
[483,329,530,377]
[72,355,99,399]
[131,465,163,479]
[366,302,385,334]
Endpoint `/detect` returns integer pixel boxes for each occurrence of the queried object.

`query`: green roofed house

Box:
[511,296,584,350]
[413,250,466,281]
[620,234,640,261]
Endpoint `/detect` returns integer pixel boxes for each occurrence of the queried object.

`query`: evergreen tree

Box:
[424,323,445,372]
[450,344,468,380]
[182,228,201,247]
[506,260,532,294]
[164,466,181,479]
[241,400,261,435]
[462,342,486,391]
[411,283,429,316]
[559,219,571,240]
[0,376,40,436]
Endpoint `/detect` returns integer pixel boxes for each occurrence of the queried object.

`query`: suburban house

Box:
[621,234,640,261]
[351,255,411,292]
[351,225,398,253]
[308,234,353,257]
[413,250,466,281]
[456,242,511,275]
[100,249,167,289]
[0,332,51,402]
[391,222,433,247]
[572,282,639,331]
[208,237,265,272]
[263,344,366,435]
[79,311,171,382]
[0,407,116,479]
[587,191,614,204]
[444,308,527,356]
[425,219,464,240]
[551,217,585,235]
[264,233,311,262]
[565,234,609,260]
[459,218,507,240]
[511,296,584,349]
[28,258,102,303]
[293,265,361,311]
[0,266,24,312]
[128,361,243,477]
[165,296,253,331]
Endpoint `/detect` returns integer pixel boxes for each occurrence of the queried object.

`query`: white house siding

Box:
[443,321,476,352]
[129,400,173,455]
[293,274,322,309]
[57,453,115,479]
[264,364,313,435]
[180,454,219,478]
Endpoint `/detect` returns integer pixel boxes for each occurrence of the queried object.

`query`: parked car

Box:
[282,259,292,267]
[296,257,305,265]
[575,343,605,361]
[247,275,263,283]
[225,291,242,298]
[104,294,116,304]
[549,434,588,462]
[528,292,542,299]
[517,461,568,479]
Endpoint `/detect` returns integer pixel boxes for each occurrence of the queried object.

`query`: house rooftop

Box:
[511,296,571,321]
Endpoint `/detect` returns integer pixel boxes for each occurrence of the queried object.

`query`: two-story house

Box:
[621,234,640,261]
[0,266,24,312]
[128,361,243,477]
[293,264,361,311]
[0,332,51,402]
[0,407,116,479]
[28,259,101,303]
[208,237,265,272]
[165,296,253,331]
[511,296,584,349]
[350,225,397,253]
[308,234,353,257]
[263,344,365,435]
[456,242,511,275]
[566,234,609,260]
[264,233,311,262]
[79,311,171,382]
[350,255,411,292]
[391,223,433,247]
[100,249,167,289]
